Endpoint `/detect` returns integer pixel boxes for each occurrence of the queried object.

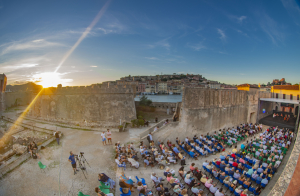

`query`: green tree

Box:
[139,95,152,106]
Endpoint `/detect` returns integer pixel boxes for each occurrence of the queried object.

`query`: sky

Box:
[0,0,300,86]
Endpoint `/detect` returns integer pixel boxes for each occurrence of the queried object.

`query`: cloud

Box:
[237,16,247,23]
[281,0,300,26]
[236,29,249,37]
[4,63,38,69]
[148,38,171,50]
[90,65,98,67]
[1,39,64,55]
[227,15,247,23]
[187,42,206,51]
[217,29,226,42]
[257,12,284,45]
[145,57,159,60]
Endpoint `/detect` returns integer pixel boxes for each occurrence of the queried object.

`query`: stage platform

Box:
[259,114,297,131]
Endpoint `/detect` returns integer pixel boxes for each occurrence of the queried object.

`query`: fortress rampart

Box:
[28,84,136,126]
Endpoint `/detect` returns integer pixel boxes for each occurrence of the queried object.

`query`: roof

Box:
[273,85,299,90]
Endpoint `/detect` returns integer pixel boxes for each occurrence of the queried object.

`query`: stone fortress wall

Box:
[4,92,34,109]
[148,87,272,144]
[180,87,272,134]
[28,84,137,126]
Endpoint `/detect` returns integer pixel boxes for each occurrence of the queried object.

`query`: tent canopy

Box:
[260,98,300,105]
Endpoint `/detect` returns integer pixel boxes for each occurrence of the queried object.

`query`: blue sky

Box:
[0,0,300,86]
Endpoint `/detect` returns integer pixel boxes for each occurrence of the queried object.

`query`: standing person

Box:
[147,132,153,144]
[55,131,60,145]
[68,151,78,175]
[101,131,107,146]
[106,129,112,145]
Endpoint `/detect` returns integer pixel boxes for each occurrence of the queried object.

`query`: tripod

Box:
[75,155,87,179]
[79,153,91,169]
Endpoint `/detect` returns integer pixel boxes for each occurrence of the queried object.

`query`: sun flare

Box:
[33,72,61,88]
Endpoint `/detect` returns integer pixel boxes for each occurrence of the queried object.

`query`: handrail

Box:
[139,118,171,140]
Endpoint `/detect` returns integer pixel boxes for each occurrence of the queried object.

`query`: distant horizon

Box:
[1,0,300,86]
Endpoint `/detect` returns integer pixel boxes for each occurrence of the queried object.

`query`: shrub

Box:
[138,115,143,119]
[139,95,152,106]
[138,119,144,126]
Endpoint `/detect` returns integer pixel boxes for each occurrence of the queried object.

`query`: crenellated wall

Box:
[180,87,271,134]
[28,85,136,126]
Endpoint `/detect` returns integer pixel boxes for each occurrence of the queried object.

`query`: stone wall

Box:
[4,92,34,109]
[28,85,136,126]
[180,87,271,134]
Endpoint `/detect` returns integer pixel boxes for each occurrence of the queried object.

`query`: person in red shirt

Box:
[232,160,238,168]
[216,159,221,166]
[231,153,236,159]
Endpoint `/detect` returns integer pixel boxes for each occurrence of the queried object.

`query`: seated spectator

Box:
[238,163,245,170]
[223,176,231,185]
[191,184,203,194]
[231,180,238,189]
[257,165,264,174]
[261,177,268,185]
[247,167,254,175]
[240,189,248,196]
[219,172,226,180]
[209,183,218,194]
[95,187,114,196]
[244,178,251,186]
[190,163,196,171]
[181,189,188,196]
[202,160,209,167]
[219,161,226,170]
[232,160,238,167]
[205,179,213,188]
[235,185,243,194]
[256,173,263,183]
[229,168,235,176]
[151,172,164,184]
[206,162,213,170]
[173,184,181,194]
[215,188,225,196]
[200,175,207,183]
[233,170,241,179]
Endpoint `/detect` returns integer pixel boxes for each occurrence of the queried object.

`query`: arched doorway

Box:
[295,106,299,116]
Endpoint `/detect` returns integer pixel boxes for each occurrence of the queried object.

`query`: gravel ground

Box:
[0,107,149,196]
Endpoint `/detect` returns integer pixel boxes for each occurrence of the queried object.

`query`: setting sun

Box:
[33,72,61,88]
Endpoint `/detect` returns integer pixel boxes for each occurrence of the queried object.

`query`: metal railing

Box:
[139,118,171,140]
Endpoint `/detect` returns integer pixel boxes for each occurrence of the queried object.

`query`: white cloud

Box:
[281,0,300,26]
[90,65,98,67]
[1,39,64,55]
[237,29,249,37]
[237,16,247,23]
[148,38,171,50]
[228,14,247,23]
[145,57,159,60]
[187,42,206,51]
[257,12,284,45]
[217,29,226,42]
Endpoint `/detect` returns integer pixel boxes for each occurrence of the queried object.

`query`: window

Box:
[283,94,286,99]
[290,94,293,100]
[276,93,278,98]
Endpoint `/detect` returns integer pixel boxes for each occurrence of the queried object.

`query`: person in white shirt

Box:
[151,172,164,184]
[101,131,107,146]
[203,160,209,167]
